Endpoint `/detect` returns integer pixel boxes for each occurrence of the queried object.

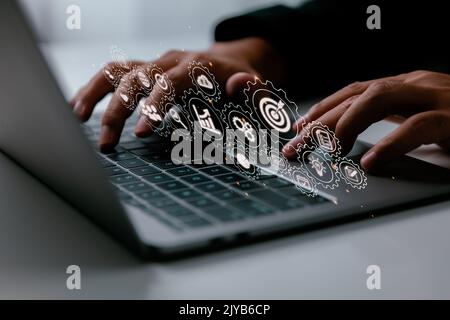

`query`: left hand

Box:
[282,70,450,171]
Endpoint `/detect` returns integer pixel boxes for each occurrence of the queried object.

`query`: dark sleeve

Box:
[215,1,450,99]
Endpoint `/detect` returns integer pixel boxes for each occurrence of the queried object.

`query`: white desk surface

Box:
[0,41,449,299]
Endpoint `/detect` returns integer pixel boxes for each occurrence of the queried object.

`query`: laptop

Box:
[1,0,449,259]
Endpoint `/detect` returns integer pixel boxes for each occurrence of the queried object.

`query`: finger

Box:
[335,81,434,154]
[291,82,371,133]
[282,95,359,159]
[135,65,190,137]
[99,71,147,151]
[303,80,372,123]
[301,74,409,127]
[226,72,260,98]
[361,111,450,171]
[71,61,144,122]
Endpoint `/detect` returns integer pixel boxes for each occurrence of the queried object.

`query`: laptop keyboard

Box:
[83,115,330,231]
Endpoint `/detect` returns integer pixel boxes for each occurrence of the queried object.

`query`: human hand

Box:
[283,70,450,172]
[70,37,284,152]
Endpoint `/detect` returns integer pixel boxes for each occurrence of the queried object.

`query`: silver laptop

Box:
[1,0,449,259]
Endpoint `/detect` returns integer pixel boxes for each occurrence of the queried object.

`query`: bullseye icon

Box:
[259,97,291,133]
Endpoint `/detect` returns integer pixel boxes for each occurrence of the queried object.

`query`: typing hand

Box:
[70,37,283,152]
[283,70,450,171]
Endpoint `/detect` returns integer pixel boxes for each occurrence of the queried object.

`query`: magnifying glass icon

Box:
[169,108,188,129]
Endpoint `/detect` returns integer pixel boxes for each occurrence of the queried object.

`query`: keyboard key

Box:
[188,162,215,168]
[117,158,147,169]
[199,166,230,176]
[152,160,180,170]
[196,181,227,193]
[150,197,180,208]
[130,166,160,176]
[107,152,135,161]
[99,159,115,168]
[211,189,245,201]
[164,206,198,218]
[142,153,170,163]
[143,173,174,184]
[231,181,262,191]
[203,206,245,222]
[110,174,139,184]
[171,189,203,200]
[188,197,220,208]
[216,173,246,184]
[104,166,126,176]
[120,141,147,150]
[122,182,152,192]
[181,174,211,185]
[262,177,294,188]
[129,148,152,156]
[136,190,165,201]
[250,190,304,210]
[158,181,187,192]
[231,199,275,216]
[166,167,196,177]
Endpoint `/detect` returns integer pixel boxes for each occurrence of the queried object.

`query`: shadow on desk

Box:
[0,152,151,299]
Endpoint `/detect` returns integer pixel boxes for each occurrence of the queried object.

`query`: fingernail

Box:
[361,151,377,171]
[282,143,296,158]
[73,101,85,116]
[292,115,308,130]
[99,125,116,151]
[135,116,151,137]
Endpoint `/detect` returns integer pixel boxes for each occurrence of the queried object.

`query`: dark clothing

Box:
[215,1,449,99]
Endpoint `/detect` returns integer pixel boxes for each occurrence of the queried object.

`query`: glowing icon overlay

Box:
[137,71,151,88]
[155,73,168,91]
[140,102,163,122]
[120,93,129,103]
[188,61,220,101]
[236,151,251,170]
[232,116,257,143]
[193,104,222,136]
[170,109,188,130]
[197,75,214,90]
[309,154,327,177]
[259,97,291,133]
[337,159,367,189]
[305,122,341,154]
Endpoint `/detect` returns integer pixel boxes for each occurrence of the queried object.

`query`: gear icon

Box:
[336,158,368,190]
[181,89,224,140]
[297,145,340,189]
[188,61,221,102]
[220,102,263,151]
[226,143,262,180]
[302,121,342,156]
[134,67,154,96]
[266,148,293,177]
[103,45,133,88]
[243,79,306,143]
[154,101,192,138]
[137,98,165,131]
[288,168,318,197]
[146,63,175,102]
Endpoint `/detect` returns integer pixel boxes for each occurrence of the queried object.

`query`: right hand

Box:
[70,37,284,152]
